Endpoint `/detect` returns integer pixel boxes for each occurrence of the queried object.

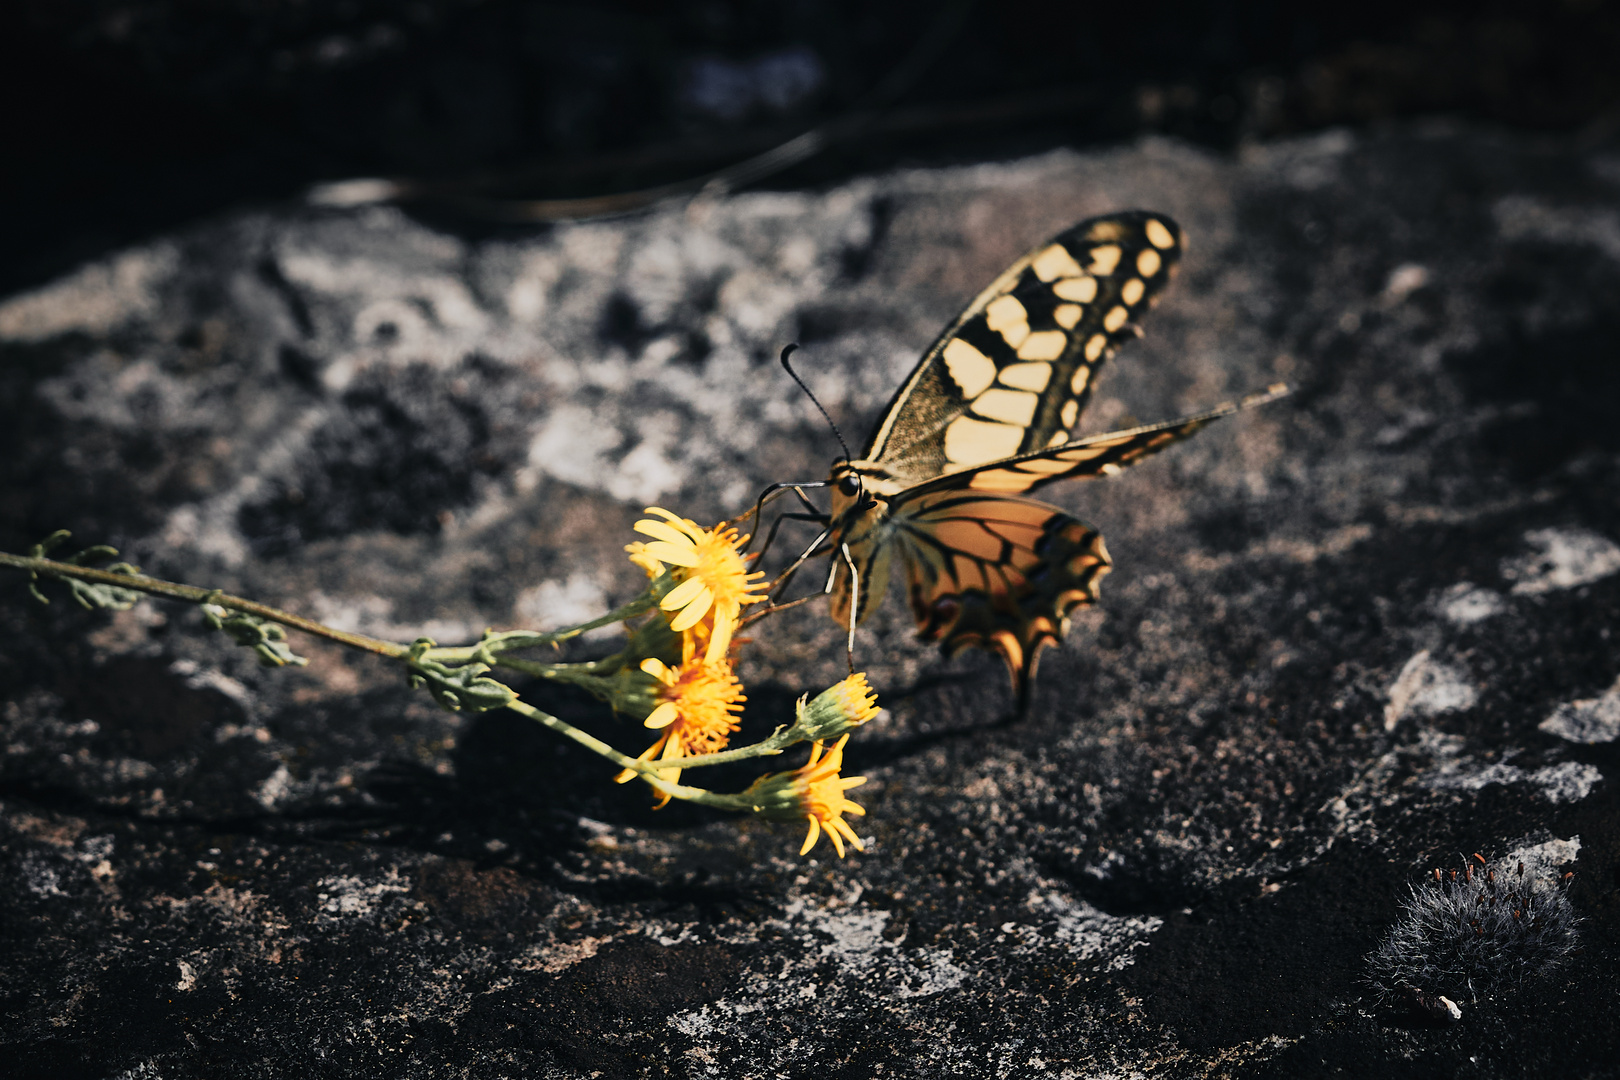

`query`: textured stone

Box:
[2,125,1618,1077]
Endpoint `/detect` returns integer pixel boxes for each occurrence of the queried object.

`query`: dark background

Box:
[8,0,1620,296]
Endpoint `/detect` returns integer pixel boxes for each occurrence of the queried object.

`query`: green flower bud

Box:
[792,672,881,742]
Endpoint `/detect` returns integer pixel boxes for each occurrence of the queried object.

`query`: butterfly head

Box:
[826,459,903,529]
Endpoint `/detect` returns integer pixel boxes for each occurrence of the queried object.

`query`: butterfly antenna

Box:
[780,344,852,462]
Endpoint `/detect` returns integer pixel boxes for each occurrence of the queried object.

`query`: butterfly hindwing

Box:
[862,212,1184,481]
[890,492,1110,702]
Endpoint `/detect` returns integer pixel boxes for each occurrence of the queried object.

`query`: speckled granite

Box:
[1,126,1616,1078]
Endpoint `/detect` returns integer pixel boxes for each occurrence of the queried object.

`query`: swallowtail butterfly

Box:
[814,211,1286,704]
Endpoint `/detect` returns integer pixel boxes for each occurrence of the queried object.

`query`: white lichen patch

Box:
[1501,527,1620,595]
[521,933,617,975]
[1019,889,1163,970]
[1540,677,1620,744]
[1506,833,1581,878]
[0,244,178,342]
[1384,650,1477,730]
[252,764,294,810]
[304,591,482,647]
[791,899,970,999]
[1435,583,1506,627]
[313,869,414,923]
[1422,757,1602,804]
[512,573,616,641]
[1494,194,1620,265]
[20,852,65,897]
[666,888,969,1045]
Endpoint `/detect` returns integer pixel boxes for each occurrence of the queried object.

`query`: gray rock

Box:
[1,125,1616,1077]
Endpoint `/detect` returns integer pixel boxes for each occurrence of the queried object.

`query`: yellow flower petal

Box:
[800,816,822,856]
[705,607,736,663]
[640,657,673,682]
[644,507,705,540]
[633,519,694,547]
[667,586,714,631]
[661,575,708,611]
[831,817,865,851]
[642,541,700,567]
[644,702,679,729]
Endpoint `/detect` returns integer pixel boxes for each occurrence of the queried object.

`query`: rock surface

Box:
[2,126,1618,1077]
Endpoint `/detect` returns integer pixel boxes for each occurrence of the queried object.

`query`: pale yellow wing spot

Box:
[1100,462,1123,475]
[971,387,1039,426]
[1069,366,1091,395]
[1000,322,1030,348]
[944,415,1024,463]
[1136,247,1162,277]
[1016,330,1067,361]
[1052,276,1097,302]
[1120,278,1145,305]
[943,338,997,398]
[1060,398,1080,427]
[1018,455,1077,475]
[1053,303,1082,329]
[1088,245,1122,275]
[1144,218,1176,249]
[968,470,1032,492]
[1047,430,1069,446]
[997,361,1052,391]
[1084,333,1107,361]
[1103,306,1128,332]
[1031,244,1084,282]
[985,295,1027,332]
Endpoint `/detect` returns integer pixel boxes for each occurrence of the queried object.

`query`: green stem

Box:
[492,657,623,678]
[0,552,408,659]
[654,727,797,769]
[5,549,772,810]
[422,591,663,664]
[501,698,757,811]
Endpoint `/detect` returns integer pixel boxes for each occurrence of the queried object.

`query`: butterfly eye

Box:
[837,474,861,497]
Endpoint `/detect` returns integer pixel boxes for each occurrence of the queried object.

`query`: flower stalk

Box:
[2,507,878,859]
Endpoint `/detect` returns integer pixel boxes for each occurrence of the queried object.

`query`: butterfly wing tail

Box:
[1049,381,1291,480]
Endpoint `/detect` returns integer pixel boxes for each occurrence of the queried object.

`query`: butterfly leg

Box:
[766,525,832,597]
[741,481,825,552]
[754,509,831,564]
[838,542,860,673]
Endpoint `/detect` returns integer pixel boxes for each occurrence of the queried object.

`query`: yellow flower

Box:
[614,652,745,806]
[795,735,868,858]
[627,508,766,662]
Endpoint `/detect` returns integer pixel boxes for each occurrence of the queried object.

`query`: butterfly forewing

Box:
[863,212,1183,481]
[917,384,1292,497]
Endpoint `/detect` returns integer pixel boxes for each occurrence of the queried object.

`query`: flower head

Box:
[627,508,766,661]
[744,734,868,858]
[795,672,881,742]
[614,652,745,806]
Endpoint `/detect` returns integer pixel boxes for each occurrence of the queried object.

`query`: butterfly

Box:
[794,211,1287,707]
